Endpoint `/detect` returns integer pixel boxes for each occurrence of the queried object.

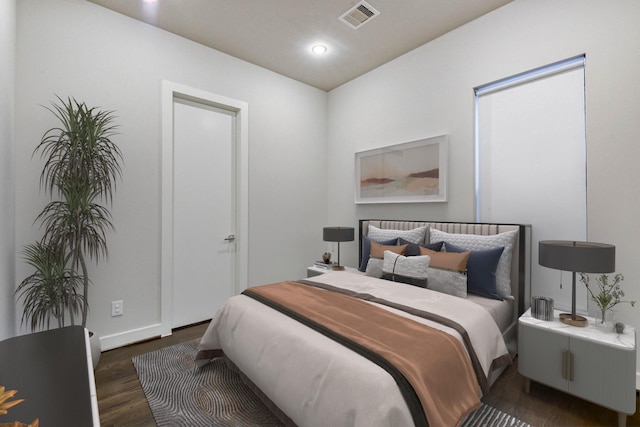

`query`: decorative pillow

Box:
[426,267,468,298]
[358,236,398,272]
[419,247,469,272]
[429,228,517,298]
[445,242,504,300]
[399,238,443,257]
[368,225,428,245]
[381,251,430,288]
[365,258,384,278]
[370,241,408,259]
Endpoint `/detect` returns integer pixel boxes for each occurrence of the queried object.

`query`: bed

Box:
[197,219,531,427]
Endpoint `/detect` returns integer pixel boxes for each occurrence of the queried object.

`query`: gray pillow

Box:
[427,267,468,298]
[430,228,517,299]
[368,225,427,245]
[365,257,384,278]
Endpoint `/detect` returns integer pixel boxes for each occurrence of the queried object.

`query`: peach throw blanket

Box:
[244,281,481,427]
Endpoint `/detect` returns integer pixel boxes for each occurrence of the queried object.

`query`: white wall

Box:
[328,0,640,371]
[13,0,640,374]
[15,0,327,348]
[0,0,16,341]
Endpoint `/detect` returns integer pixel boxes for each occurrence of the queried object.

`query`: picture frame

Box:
[355,135,447,204]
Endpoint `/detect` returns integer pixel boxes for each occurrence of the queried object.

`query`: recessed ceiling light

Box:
[311,44,328,55]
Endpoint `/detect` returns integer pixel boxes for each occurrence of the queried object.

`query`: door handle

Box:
[224,234,236,242]
[569,351,574,381]
[561,350,574,381]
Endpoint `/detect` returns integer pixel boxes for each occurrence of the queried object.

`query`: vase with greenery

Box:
[15,97,121,331]
[579,272,636,326]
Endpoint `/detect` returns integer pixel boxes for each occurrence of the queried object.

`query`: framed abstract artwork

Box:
[355,135,447,204]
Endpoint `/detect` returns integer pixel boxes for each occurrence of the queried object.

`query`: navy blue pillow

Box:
[445,242,504,301]
[399,238,443,257]
[359,236,398,271]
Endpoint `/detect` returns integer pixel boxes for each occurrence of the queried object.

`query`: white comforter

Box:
[198,271,509,427]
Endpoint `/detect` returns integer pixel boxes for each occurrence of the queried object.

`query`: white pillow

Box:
[368,225,427,245]
[429,228,517,299]
[427,267,467,298]
[382,251,430,287]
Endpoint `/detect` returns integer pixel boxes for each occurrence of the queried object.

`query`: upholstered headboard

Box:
[359,220,531,323]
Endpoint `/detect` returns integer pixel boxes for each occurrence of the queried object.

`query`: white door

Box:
[171,97,236,328]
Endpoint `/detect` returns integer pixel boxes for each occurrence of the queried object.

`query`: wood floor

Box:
[95,322,640,427]
[95,322,210,427]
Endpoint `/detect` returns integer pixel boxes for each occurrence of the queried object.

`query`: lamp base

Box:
[559,312,588,327]
[332,265,345,271]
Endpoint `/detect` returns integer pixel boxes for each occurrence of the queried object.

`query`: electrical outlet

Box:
[111,300,123,317]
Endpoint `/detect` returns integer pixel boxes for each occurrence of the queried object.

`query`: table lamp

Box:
[539,240,615,327]
[323,227,354,271]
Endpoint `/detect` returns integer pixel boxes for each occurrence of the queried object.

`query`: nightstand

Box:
[518,308,636,427]
[307,265,355,277]
[307,265,331,277]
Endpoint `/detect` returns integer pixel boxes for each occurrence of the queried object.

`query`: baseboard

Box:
[637,372,640,391]
[99,323,165,351]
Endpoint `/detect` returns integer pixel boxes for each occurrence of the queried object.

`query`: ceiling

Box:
[88,0,512,91]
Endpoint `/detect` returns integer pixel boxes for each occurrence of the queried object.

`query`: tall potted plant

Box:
[15,241,83,331]
[16,97,121,364]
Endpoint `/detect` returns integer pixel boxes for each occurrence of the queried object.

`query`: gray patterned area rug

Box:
[132,340,531,427]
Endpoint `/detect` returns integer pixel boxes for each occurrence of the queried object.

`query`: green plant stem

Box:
[80,252,89,327]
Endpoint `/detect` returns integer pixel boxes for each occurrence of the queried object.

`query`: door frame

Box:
[160,80,249,337]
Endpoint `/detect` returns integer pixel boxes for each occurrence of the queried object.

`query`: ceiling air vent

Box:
[339,1,380,30]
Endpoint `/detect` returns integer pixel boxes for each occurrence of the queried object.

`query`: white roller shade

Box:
[475,56,588,312]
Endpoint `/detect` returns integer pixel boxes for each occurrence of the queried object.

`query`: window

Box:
[475,55,588,311]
